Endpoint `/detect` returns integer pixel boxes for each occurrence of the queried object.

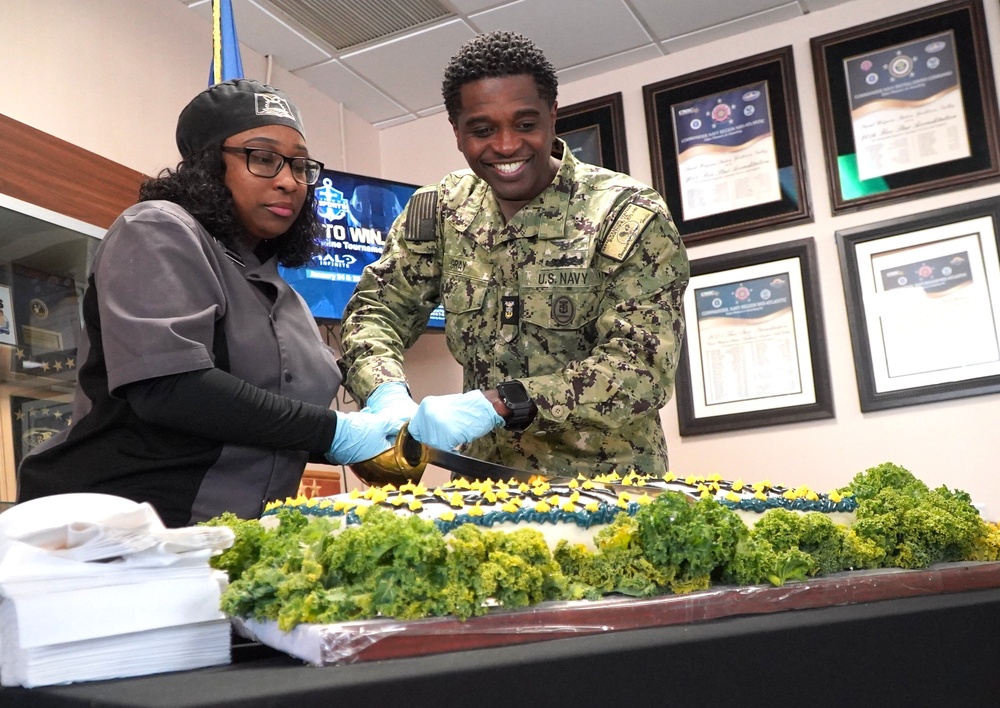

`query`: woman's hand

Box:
[325,410,396,465]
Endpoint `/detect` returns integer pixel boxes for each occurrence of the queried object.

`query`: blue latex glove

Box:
[408,390,504,450]
[363,381,418,436]
[325,410,396,465]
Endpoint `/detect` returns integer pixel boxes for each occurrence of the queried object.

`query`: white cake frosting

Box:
[264,472,857,550]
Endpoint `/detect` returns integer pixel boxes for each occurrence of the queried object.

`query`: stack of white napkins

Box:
[0,494,235,687]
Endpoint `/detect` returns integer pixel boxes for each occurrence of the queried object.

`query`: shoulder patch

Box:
[404,191,438,242]
[599,203,655,261]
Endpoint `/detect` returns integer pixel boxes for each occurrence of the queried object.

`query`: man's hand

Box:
[408,390,504,450]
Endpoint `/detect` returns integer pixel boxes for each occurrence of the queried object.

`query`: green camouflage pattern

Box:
[340,140,689,478]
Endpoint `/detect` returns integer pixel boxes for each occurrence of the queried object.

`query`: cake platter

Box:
[233,560,1000,666]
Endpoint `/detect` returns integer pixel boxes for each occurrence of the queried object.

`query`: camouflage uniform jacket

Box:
[339,140,689,478]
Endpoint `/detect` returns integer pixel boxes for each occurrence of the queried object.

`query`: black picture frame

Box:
[642,46,811,246]
[836,197,1000,412]
[674,238,834,436]
[10,394,73,468]
[556,92,629,174]
[811,0,1000,213]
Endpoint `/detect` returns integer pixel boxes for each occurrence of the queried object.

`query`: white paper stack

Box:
[0,494,235,688]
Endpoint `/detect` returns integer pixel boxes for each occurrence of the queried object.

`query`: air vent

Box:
[267,0,453,50]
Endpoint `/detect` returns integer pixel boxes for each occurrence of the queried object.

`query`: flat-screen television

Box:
[279,169,446,329]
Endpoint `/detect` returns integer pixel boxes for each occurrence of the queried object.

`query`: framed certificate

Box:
[556,92,629,174]
[643,46,811,245]
[811,0,1000,213]
[837,197,1000,411]
[674,238,834,436]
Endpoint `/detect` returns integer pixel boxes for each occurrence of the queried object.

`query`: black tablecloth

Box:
[3,587,999,708]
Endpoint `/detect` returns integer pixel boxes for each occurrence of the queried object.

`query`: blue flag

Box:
[210,0,244,85]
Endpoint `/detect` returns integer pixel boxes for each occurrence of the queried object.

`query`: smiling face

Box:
[451,74,560,221]
[221,124,310,247]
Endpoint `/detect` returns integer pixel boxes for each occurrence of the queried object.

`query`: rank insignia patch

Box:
[600,204,655,261]
[551,295,575,326]
[501,295,520,325]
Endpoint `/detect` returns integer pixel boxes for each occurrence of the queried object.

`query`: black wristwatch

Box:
[496,380,536,432]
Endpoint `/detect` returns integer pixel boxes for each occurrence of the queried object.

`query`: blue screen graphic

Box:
[279,170,445,329]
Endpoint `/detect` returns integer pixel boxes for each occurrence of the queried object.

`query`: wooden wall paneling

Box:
[0,113,146,229]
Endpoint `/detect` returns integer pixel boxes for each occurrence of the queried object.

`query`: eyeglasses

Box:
[220,146,324,185]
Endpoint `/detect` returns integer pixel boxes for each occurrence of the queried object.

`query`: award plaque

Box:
[812,0,1000,212]
[556,92,629,173]
[643,47,811,245]
[837,197,1000,411]
[675,238,834,435]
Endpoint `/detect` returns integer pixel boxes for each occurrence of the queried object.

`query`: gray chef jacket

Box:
[17,201,340,525]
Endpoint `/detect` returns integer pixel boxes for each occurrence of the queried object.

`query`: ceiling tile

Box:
[294,60,410,124]
[188,0,331,71]
[177,0,858,129]
[660,4,804,55]
[417,105,448,118]
[340,20,476,113]
[557,45,664,87]
[630,0,798,40]
[470,0,652,69]
[443,0,510,13]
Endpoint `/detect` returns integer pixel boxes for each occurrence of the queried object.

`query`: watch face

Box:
[499,382,530,405]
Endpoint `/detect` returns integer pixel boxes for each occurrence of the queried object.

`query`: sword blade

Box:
[401,431,540,483]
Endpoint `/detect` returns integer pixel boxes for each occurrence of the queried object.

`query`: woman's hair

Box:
[138,145,320,268]
[442,31,558,123]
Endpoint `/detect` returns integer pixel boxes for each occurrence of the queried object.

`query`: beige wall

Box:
[379,0,1000,519]
[0,0,383,491]
[0,0,377,177]
[1,0,997,516]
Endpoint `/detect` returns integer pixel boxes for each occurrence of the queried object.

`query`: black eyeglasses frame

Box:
[220,146,324,186]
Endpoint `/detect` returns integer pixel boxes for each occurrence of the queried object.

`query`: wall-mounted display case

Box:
[0,196,104,500]
[0,112,146,502]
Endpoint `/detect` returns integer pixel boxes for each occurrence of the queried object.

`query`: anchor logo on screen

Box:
[314,178,349,222]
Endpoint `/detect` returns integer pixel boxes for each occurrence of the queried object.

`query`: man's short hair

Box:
[442,31,558,122]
